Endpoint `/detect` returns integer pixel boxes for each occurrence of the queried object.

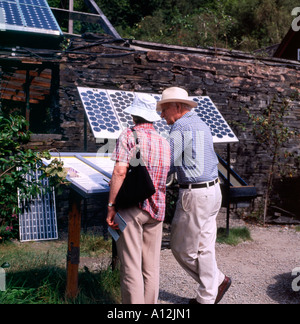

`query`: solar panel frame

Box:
[78,87,239,144]
[18,168,58,242]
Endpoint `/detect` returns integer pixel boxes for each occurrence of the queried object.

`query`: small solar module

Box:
[18,169,58,242]
[0,0,62,35]
[78,87,238,144]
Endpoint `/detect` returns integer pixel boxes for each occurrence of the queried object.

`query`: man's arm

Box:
[169,128,185,173]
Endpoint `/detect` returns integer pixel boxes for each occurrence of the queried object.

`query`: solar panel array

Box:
[18,169,58,242]
[0,0,62,35]
[78,87,238,144]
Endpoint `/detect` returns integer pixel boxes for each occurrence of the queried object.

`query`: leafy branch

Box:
[0,113,67,242]
[244,97,298,224]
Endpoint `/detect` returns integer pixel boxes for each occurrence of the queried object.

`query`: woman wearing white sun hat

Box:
[107,93,170,304]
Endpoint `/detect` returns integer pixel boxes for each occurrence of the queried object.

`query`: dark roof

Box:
[273,28,300,61]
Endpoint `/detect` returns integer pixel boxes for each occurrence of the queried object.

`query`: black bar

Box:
[226,144,231,236]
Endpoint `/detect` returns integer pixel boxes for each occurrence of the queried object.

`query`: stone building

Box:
[1,31,300,225]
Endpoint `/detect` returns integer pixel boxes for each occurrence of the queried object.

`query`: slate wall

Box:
[28,41,300,221]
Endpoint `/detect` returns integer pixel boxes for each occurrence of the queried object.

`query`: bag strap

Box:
[131,127,139,145]
[131,128,141,159]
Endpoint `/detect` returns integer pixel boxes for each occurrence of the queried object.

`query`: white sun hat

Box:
[156,87,197,111]
[124,93,161,122]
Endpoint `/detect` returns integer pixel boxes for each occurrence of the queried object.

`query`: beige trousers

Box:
[116,207,163,304]
[170,182,225,304]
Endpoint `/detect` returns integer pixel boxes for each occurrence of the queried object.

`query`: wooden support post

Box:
[66,189,82,299]
[68,0,74,34]
[25,70,30,130]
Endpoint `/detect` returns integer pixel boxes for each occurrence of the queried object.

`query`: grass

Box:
[295,226,300,232]
[217,227,252,246]
[80,233,112,257]
[0,227,254,303]
[0,234,120,304]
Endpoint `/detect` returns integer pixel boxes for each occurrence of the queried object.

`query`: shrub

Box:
[0,113,66,241]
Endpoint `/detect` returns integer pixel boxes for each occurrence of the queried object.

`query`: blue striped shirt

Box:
[169,110,219,184]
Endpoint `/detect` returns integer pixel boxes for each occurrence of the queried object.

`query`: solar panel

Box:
[192,97,238,143]
[18,169,58,242]
[78,87,238,144]
[0,0,62,35]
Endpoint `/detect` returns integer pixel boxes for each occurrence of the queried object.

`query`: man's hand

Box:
[106,207,119,230]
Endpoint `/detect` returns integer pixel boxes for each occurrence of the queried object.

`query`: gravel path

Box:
[158,220,300,304]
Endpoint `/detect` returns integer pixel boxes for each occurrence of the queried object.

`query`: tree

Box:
[48,0,295,52]
[244,97,298,225]
[95,0,163,28]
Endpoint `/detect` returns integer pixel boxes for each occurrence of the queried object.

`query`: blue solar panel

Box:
[78,87,239,144]
[0,0,62,35]
[19,0,47,6]
[21,4,59,31]
[0,1,23,26]
[18,168,58,242]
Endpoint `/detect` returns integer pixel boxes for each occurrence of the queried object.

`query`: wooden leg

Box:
[66,190,82,299]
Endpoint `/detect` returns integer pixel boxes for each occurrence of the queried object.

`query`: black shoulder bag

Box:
[115,128,156,210]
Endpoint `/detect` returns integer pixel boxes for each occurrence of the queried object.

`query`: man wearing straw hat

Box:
[107,93,170,304]
[157,87,231,305]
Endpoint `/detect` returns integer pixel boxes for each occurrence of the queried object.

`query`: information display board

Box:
[43,153,113,198]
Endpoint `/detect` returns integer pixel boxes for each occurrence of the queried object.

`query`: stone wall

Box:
[28,38,300,221]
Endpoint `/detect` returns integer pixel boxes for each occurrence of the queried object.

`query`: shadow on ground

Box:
[159,290,191,304]
[267,272,300,304]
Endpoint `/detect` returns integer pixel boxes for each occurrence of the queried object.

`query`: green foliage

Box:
[0,112,67,242]
[227,0,295,51]
[80,233,112,257]
[244,98,297,178]
[217,227,252,246]
[48,0,294,50]
[96,0,163,28]
[243,97,298,224]
[0,237,120,304]
[98,0,294,51]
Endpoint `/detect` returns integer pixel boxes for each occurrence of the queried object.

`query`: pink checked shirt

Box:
[111,123,171,222]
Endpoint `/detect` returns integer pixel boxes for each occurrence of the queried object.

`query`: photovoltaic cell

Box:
[78,87,238,144]
[0,1,23,27]
[21,5,58,30]
[18,169,58,242]
[19,0,48,6]
[0,0,62,35]
[192,97,238,142]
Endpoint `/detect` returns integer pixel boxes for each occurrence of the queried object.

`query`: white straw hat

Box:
[124,93,161,122]
[157,87,197,111]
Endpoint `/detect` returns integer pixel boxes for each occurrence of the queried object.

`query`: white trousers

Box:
[170,182,225,304]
